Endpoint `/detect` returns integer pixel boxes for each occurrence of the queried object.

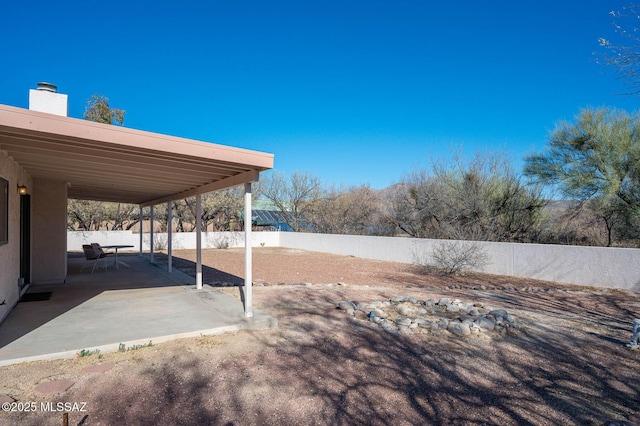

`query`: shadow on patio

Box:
[0,252,277,366]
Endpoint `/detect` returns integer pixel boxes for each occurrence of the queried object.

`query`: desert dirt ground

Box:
[0,247,639,425]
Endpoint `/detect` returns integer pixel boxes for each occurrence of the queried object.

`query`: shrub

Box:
[78,348,101,357]
[211,234,230,249]
[414,240,489,275]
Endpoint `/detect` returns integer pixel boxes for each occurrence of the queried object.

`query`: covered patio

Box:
[0,252,276,366]
[0,90,274,317]
[0,85,276,364]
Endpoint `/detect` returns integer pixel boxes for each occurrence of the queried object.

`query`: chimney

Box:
[29,82,68,116]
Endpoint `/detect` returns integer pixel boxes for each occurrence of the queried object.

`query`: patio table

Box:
[101,245,134,269]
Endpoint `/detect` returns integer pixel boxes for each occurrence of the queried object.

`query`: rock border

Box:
[338,295,523,338]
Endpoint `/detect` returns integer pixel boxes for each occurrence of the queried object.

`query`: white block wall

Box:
[68,231,640,291]
[278,233,640,291]
[68,230,280,251]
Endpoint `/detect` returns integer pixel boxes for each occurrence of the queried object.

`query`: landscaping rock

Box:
[468,308,480,316]
[395,317,413,326]
[437,297,451,306]
[380,322,399,333]
[458,302,470,312]
[448,322,471,336]
[396,303,415,316]
[475,316,496,331]
[413,318,428,326]
[337,296,522,341]
[338,301,356,313]
[627,318,640,349]
[437,318,450,329]
[489,309,508,320]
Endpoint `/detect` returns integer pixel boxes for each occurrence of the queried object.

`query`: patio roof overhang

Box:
[0,104,274,206]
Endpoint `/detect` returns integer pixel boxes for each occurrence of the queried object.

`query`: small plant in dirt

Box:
[118,341,153,352]
[211,235,230,249]
[414,240,488,275]
[78,348,101,358]
[143,234,168,251]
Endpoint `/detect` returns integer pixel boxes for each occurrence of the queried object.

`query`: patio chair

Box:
[81,244,112,273]
[91,243,114,265]
[91,242,111,256]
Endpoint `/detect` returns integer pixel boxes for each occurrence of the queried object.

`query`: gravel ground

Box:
[1,247,639,425]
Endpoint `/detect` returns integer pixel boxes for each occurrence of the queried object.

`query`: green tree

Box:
[68,94,131,230]
[83,94,125,125]
[389,151,544,242]
[524,107,640,246]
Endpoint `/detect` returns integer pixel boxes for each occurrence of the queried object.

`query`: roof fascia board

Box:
[140,170,260,207]
[0,104,274,169]
[1,137,250,174]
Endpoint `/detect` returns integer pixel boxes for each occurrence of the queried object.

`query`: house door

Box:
[19,194,30,287]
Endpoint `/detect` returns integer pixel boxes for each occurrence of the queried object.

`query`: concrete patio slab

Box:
[0,253,277,366]
[33,379,75,396]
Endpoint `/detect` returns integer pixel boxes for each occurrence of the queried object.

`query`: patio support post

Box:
[150,205,154,263]
[167,201,172,273]
[139,206,143,256]
[244,182,253,318]
[196,194,203,289]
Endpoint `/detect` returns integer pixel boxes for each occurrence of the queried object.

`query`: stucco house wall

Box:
[0,152,32,324]
[31,178,67,284]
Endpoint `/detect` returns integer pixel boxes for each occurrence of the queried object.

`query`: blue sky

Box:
[1,1,638,189]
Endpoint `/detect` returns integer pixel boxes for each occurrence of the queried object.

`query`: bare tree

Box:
[67,200,139,231]
[598,4,640,94]
[105,203,140,230]
[257,171,322,232]
[67,199,108,230]
[162,190,243,232]
[171,200,192,232]
[306,185,384,235]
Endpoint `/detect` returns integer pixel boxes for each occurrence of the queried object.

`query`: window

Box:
[0,177,7,245]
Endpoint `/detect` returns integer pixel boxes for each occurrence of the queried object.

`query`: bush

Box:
[414,240,489,275]
[210,234,230,249]
[143,233,168,251]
